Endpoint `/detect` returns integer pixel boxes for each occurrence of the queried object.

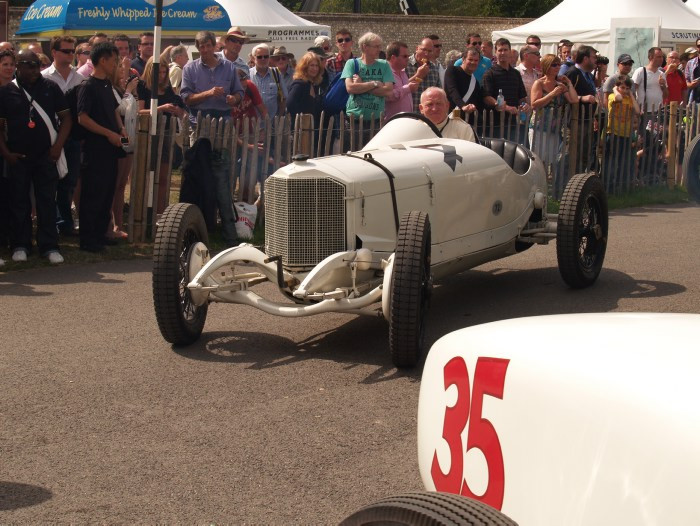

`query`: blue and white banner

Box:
[17,0,230,35]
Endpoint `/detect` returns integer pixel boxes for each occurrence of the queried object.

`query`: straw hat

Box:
[226,26,250,41]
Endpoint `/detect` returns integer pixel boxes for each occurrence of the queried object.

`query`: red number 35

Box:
[430,356,510,510]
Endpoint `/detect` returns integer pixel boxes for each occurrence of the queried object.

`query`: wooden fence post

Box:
[298,114,314,157]
[128,114,151,243]
[667,101,678,187]
[569,102,580,180]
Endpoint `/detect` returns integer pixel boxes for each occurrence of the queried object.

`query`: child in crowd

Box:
[604,75,640,192]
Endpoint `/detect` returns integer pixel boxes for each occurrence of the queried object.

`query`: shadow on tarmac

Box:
[0,481,52,511]
[170,265,685,381]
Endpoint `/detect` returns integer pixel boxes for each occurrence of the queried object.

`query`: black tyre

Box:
[153,203,209,345]
[340,492,518,526]
[389,211,432,368]
[682,134,700,202]
[556,172,608,288]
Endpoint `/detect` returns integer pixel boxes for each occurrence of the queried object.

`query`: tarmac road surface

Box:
[1,203,698,524]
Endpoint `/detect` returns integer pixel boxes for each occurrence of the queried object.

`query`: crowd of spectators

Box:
[1,28,695,267]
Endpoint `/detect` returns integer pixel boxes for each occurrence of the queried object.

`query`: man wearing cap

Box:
[603,53,635,103]
[270,46,294,90]
[684,41,700,103]
[217,27,250,75]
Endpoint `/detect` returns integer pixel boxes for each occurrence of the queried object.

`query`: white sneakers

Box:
[12,249,27,262]
[8,249,64,264]
[46,251,64,264]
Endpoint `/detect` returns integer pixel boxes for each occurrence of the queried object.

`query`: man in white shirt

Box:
[632,47,668,112]
[516,45,540,104]
[419,87,476,142]
[42,35,85,236]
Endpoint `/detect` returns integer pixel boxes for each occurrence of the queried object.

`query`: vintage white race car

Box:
[152,113,608,367]
[340,313,700,525]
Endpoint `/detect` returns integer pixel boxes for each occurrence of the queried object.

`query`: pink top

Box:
[77,60,94,77]
[384,67,413,120]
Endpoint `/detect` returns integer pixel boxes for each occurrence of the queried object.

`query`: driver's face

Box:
[419,91,448,125]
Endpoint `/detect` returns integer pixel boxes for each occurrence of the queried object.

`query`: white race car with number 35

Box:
[340,313,700,525]
[152,113,609,367]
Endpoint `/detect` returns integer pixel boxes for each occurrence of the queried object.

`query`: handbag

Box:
[323,58,359,114]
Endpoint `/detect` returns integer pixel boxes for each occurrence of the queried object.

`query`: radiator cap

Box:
[292,154,309,164]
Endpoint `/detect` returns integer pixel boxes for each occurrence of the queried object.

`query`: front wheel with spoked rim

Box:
[153,203,209,345]
[556,172,608,288]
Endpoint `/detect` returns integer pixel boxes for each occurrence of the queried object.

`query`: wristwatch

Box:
[372,81,379,89]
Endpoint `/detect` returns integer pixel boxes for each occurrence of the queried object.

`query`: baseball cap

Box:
[617,53,634,65]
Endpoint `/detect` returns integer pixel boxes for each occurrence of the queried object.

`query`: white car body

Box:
[154,114,608,366]
[417,313,700,524]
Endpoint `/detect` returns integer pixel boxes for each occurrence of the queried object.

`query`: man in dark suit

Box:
[566,45,598,172]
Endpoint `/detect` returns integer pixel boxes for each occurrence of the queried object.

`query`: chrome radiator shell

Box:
[265,176,347,269]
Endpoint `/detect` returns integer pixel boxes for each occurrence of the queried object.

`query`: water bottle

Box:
[496,89,505,110]
[519,102,527,123]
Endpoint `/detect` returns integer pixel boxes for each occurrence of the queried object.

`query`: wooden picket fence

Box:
[126,102,697,242]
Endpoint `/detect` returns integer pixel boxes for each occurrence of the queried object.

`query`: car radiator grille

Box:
[265,176,346,269]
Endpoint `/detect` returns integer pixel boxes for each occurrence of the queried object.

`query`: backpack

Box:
[323,58,359,114]
[64,79,88,141]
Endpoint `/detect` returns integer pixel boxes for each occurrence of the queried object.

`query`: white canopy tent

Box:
[218,0,330,59]
[493,0,700,65]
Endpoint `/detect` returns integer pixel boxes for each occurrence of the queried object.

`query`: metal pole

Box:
[148,0,163,213]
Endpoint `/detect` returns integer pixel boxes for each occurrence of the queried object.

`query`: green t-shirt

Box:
[341,58,394,120]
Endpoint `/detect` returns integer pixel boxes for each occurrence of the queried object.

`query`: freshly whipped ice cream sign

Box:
[17,0,229,34]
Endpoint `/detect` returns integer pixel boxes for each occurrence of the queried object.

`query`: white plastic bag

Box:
[234,201,258,240]
[121,93,138,153]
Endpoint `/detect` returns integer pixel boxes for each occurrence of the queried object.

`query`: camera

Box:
[120,137,129,145]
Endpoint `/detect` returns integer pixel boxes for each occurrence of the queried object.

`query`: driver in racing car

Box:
[419,87,476,142]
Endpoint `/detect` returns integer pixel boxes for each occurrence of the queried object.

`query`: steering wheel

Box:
[384,112,442,138]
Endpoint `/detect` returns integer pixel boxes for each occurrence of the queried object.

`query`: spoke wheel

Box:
[340,492,518,526]
[153,203,209,345]
[557,172,608,288]
[389,211,432,368]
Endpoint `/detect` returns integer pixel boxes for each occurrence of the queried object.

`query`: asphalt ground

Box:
[1,203,699,524]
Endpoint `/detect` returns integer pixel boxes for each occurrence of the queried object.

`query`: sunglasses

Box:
[527,42,542,47]
[227,37,244,44]
[17,61,40,67]
[471,41,482,46]
[551,62,562,67]
[56,48,75,54]
[337,37,352,43]
[78,50,91,55]
[434,44,442,48]
[255,55,269,59]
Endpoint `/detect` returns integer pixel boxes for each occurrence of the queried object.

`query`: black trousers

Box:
[79,138,119,247]
[7,155,60,254]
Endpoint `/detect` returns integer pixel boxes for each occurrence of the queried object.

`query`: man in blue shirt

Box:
[454,33,492,84]
[180,30,244,128]
[249,43,289,119]
[180,31,244,247]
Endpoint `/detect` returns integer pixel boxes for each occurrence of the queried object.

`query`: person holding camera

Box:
[77,42,129,253]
